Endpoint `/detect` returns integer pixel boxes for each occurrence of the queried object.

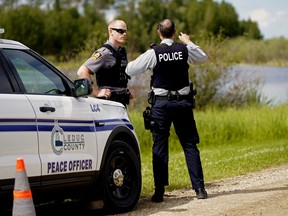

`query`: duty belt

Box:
[155,94,191,101]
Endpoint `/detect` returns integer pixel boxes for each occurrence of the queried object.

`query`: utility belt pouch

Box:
[110,89,131,105]
[147,90,155,105]
[167,90,172,100]
[124,89,131,105]
[142,106,154,130]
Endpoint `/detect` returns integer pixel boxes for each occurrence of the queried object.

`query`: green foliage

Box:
[138,0,166,33]
[1,6,45,51]
[182,0,241,37]
[0,1,107,60]
[222,36,288,66]
[43,8,88,60]
[185,33,268,109]
[117,0,263,54]
[240,19,263,39]
[215,1,240,37]
[0,0,266,61]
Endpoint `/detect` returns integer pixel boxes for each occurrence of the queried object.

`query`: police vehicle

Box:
[0,29,141,214]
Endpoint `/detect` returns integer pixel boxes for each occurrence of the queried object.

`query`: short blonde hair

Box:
[108,20,127,30]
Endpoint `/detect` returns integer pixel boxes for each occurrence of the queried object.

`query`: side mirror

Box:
[73,78,93,97]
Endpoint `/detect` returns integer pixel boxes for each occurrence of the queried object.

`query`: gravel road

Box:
[118,164,288,216]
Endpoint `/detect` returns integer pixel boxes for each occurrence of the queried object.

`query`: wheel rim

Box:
[107,151,135,200]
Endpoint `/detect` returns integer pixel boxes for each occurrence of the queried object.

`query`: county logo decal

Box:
[51,122,64,155]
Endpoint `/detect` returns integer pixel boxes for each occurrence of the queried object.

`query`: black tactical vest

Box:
[152,43,189,90]
[96,44,129,88]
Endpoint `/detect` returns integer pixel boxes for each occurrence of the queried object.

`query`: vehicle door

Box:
[3,49,98,188]
[0,50,40,190]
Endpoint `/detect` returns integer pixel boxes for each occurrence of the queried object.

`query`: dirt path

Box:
[5,164,286,216]
[119,164,288,216]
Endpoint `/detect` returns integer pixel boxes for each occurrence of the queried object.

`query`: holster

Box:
[110,89,131,106]
[190,83,197,109]
[142,106,155,130]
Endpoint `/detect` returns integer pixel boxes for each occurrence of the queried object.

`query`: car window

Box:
[4,49,66,95]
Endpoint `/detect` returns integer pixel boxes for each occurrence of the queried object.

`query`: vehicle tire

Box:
[102,140,141,213]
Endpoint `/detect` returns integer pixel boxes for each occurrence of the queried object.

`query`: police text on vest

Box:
[158,52,183,62]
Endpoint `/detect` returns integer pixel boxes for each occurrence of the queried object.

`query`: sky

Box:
[215,0,288,39]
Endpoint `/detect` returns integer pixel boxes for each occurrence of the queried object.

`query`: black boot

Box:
[195,188,208,199]
[151,187,165,202]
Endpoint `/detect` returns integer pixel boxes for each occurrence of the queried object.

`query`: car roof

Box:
[0,38,29,50]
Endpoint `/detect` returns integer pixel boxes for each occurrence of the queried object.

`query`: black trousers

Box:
[151,98,205,189]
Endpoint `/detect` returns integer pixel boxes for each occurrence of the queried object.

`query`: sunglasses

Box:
[111,28,127,35]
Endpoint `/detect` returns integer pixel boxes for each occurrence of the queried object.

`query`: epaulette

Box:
[150,43,157,48]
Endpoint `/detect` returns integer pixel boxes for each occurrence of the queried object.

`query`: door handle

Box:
[95,121,105,127]
[40,106,56,112]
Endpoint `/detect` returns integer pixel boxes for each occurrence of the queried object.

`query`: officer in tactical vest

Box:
[77,20,132,106]
[126,18,209,202]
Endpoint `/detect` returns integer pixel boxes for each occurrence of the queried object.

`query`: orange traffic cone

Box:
[12,158,36,216]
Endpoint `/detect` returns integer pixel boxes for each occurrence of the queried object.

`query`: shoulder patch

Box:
[91,51,103,61]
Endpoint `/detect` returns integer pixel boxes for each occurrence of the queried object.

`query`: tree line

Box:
[0,0,262,61]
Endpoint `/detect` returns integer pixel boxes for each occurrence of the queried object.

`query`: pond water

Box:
[232,66,288,105]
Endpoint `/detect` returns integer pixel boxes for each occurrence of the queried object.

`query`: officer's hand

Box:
[178,32,191,44]
[97,88,111,99]
[129,89,135,100]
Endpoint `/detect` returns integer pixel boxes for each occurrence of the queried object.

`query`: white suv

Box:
[0,30,141,214]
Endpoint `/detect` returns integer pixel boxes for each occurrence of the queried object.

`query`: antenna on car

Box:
[0,28,5,34]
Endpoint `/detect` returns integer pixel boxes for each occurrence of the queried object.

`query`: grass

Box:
[201,139,288,180]
[139,139,288,197]
[196,105,288,146]
[128,104,288,197]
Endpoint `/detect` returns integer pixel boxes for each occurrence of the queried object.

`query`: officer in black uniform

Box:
[77,20,132,106]
[126,18,209,202]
